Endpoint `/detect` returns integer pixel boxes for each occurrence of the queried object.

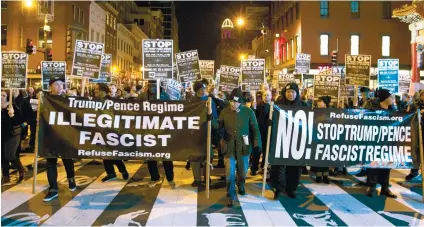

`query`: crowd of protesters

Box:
[1,77,423,207]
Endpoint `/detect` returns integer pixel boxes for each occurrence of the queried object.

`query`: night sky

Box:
[175,1,256,60]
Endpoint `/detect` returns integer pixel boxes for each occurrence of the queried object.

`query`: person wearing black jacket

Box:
[96,83,129,183]
[251,90,272,176]
[43,78,77,202]
[26,87,38,152]
[14,90,33,156]
[364,88,397,198]
[208,85,226,168]
[271,83,307,199]
[1,90,27,184]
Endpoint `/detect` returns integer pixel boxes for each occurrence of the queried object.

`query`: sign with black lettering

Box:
[219,65,240,91]
[91,54,112,84]
[378,59,399,93]
[345,54,371,86]
[176,50,201,83]
[269,106,419,168]
[278,73,302,89]
[399,71,411,94]
[41,61,66,91]
[333,66,354,97]
[72,40,104,79]
[295,53,311,74]
[142,39,173,80]
[199,60,214,80]
[166,79,182,100]
[241,59,265,91]
[313,73,340,107]
[1,52,28,89]
[38,95,207,161]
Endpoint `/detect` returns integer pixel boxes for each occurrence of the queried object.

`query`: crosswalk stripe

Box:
[239,176,297,226]
[302,180,395,226]
[146,164,198,226]
[353,175,424,215]
[41,163,142,226]
[1,159,91,216]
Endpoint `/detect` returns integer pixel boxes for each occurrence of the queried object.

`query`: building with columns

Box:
[393,0,424,93]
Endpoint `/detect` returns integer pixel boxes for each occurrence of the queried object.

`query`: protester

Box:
[188,80,218,187]
[251,89,271,176]
[271,88,279,102]
[208,85,225,168]
[26,87,38,152]
[218,87,261,207]
[364,88,396,198]
[271,82,307,199]
[359,87,370,108]
[14,90,33,155]
[310,96,332,184]
[43,78,76,202]
[1,90,27,184]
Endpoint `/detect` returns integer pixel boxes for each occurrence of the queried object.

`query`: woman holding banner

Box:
[219,88,262,207]
[1,91,27,184]
[272,82,308,199]
[364,88,397,198]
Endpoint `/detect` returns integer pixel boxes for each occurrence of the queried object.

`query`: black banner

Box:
[38,95,208,161]
[142,39,173,80]
[1,52,27,89]
[313,73,340,106]
[241,59,265,91]
[199,60,214,80]
[176,50,201,83]
[219,65,240,91]
[71,40,104,79]
[345,54,371,87]
[42,61,66,91]
[91,54,112,84]
[269,106,419,168]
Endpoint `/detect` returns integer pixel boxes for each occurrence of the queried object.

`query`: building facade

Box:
[89,2,105,44]
[131,7,164,39]
[271,1,411,87]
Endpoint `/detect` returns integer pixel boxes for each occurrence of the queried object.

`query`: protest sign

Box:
[378,59,399,93]
[199,60,215,80]
[42,61,66,91]
[295,53,311,74]
[333,66,354,97]
[71,40,104,79]
[241,59,265,91]
[399,71,411,94]
[345,54,371,86]
[91,54,112,84]
[166,79,182,100]
[176,50,201,83]
[142,39,173,80]
[313,73,340,107]
[219,65,240,91]
[38,95,208,161]
[1,52,27,89]
[269,106,419,168]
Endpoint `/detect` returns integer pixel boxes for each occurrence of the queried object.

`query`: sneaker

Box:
[405,172,419,182]
[191,180,202,187]
[101,174,117,183]
[122,172,129,180]
[148,180,161,188]
[43,191,58,202]
[68,178,77,191]
[169,180,176,189]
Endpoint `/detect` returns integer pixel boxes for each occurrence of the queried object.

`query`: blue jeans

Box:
[225,155,249,200]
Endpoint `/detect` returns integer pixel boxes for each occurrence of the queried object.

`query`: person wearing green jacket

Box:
[219,88,262,207]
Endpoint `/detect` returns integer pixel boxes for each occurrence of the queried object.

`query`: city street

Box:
[1,153,423,226]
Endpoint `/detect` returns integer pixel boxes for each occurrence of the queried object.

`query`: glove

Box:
[8,105,14,118]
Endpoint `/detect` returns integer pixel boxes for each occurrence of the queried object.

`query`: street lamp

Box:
[237,17,245,27]
[239,54,246,61]
[25,0,33,7]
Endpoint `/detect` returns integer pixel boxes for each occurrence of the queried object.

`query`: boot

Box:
[1,176,10,185]
[405,169,419,182]
[381,185,397,198]
[286,190,296,199]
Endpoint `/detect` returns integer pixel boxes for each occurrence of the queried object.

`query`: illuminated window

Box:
[351,1,360,18]
[320,34,328,55]
[291,39,294,59]
[382,36,390,56]
[320,1,329,17]
[350,35,359,55]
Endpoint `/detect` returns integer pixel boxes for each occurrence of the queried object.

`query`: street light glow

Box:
[25,0,33,7]
[237,17,245,26]
[112,66,117,72]
[239,54,246,60]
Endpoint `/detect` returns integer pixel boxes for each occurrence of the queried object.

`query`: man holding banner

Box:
[364,88,397,198]
[218,88,261,207]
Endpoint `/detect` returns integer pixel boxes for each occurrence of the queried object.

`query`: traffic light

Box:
[331,50,338,66]
[45,48,52,61]
[26,39,33,54]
